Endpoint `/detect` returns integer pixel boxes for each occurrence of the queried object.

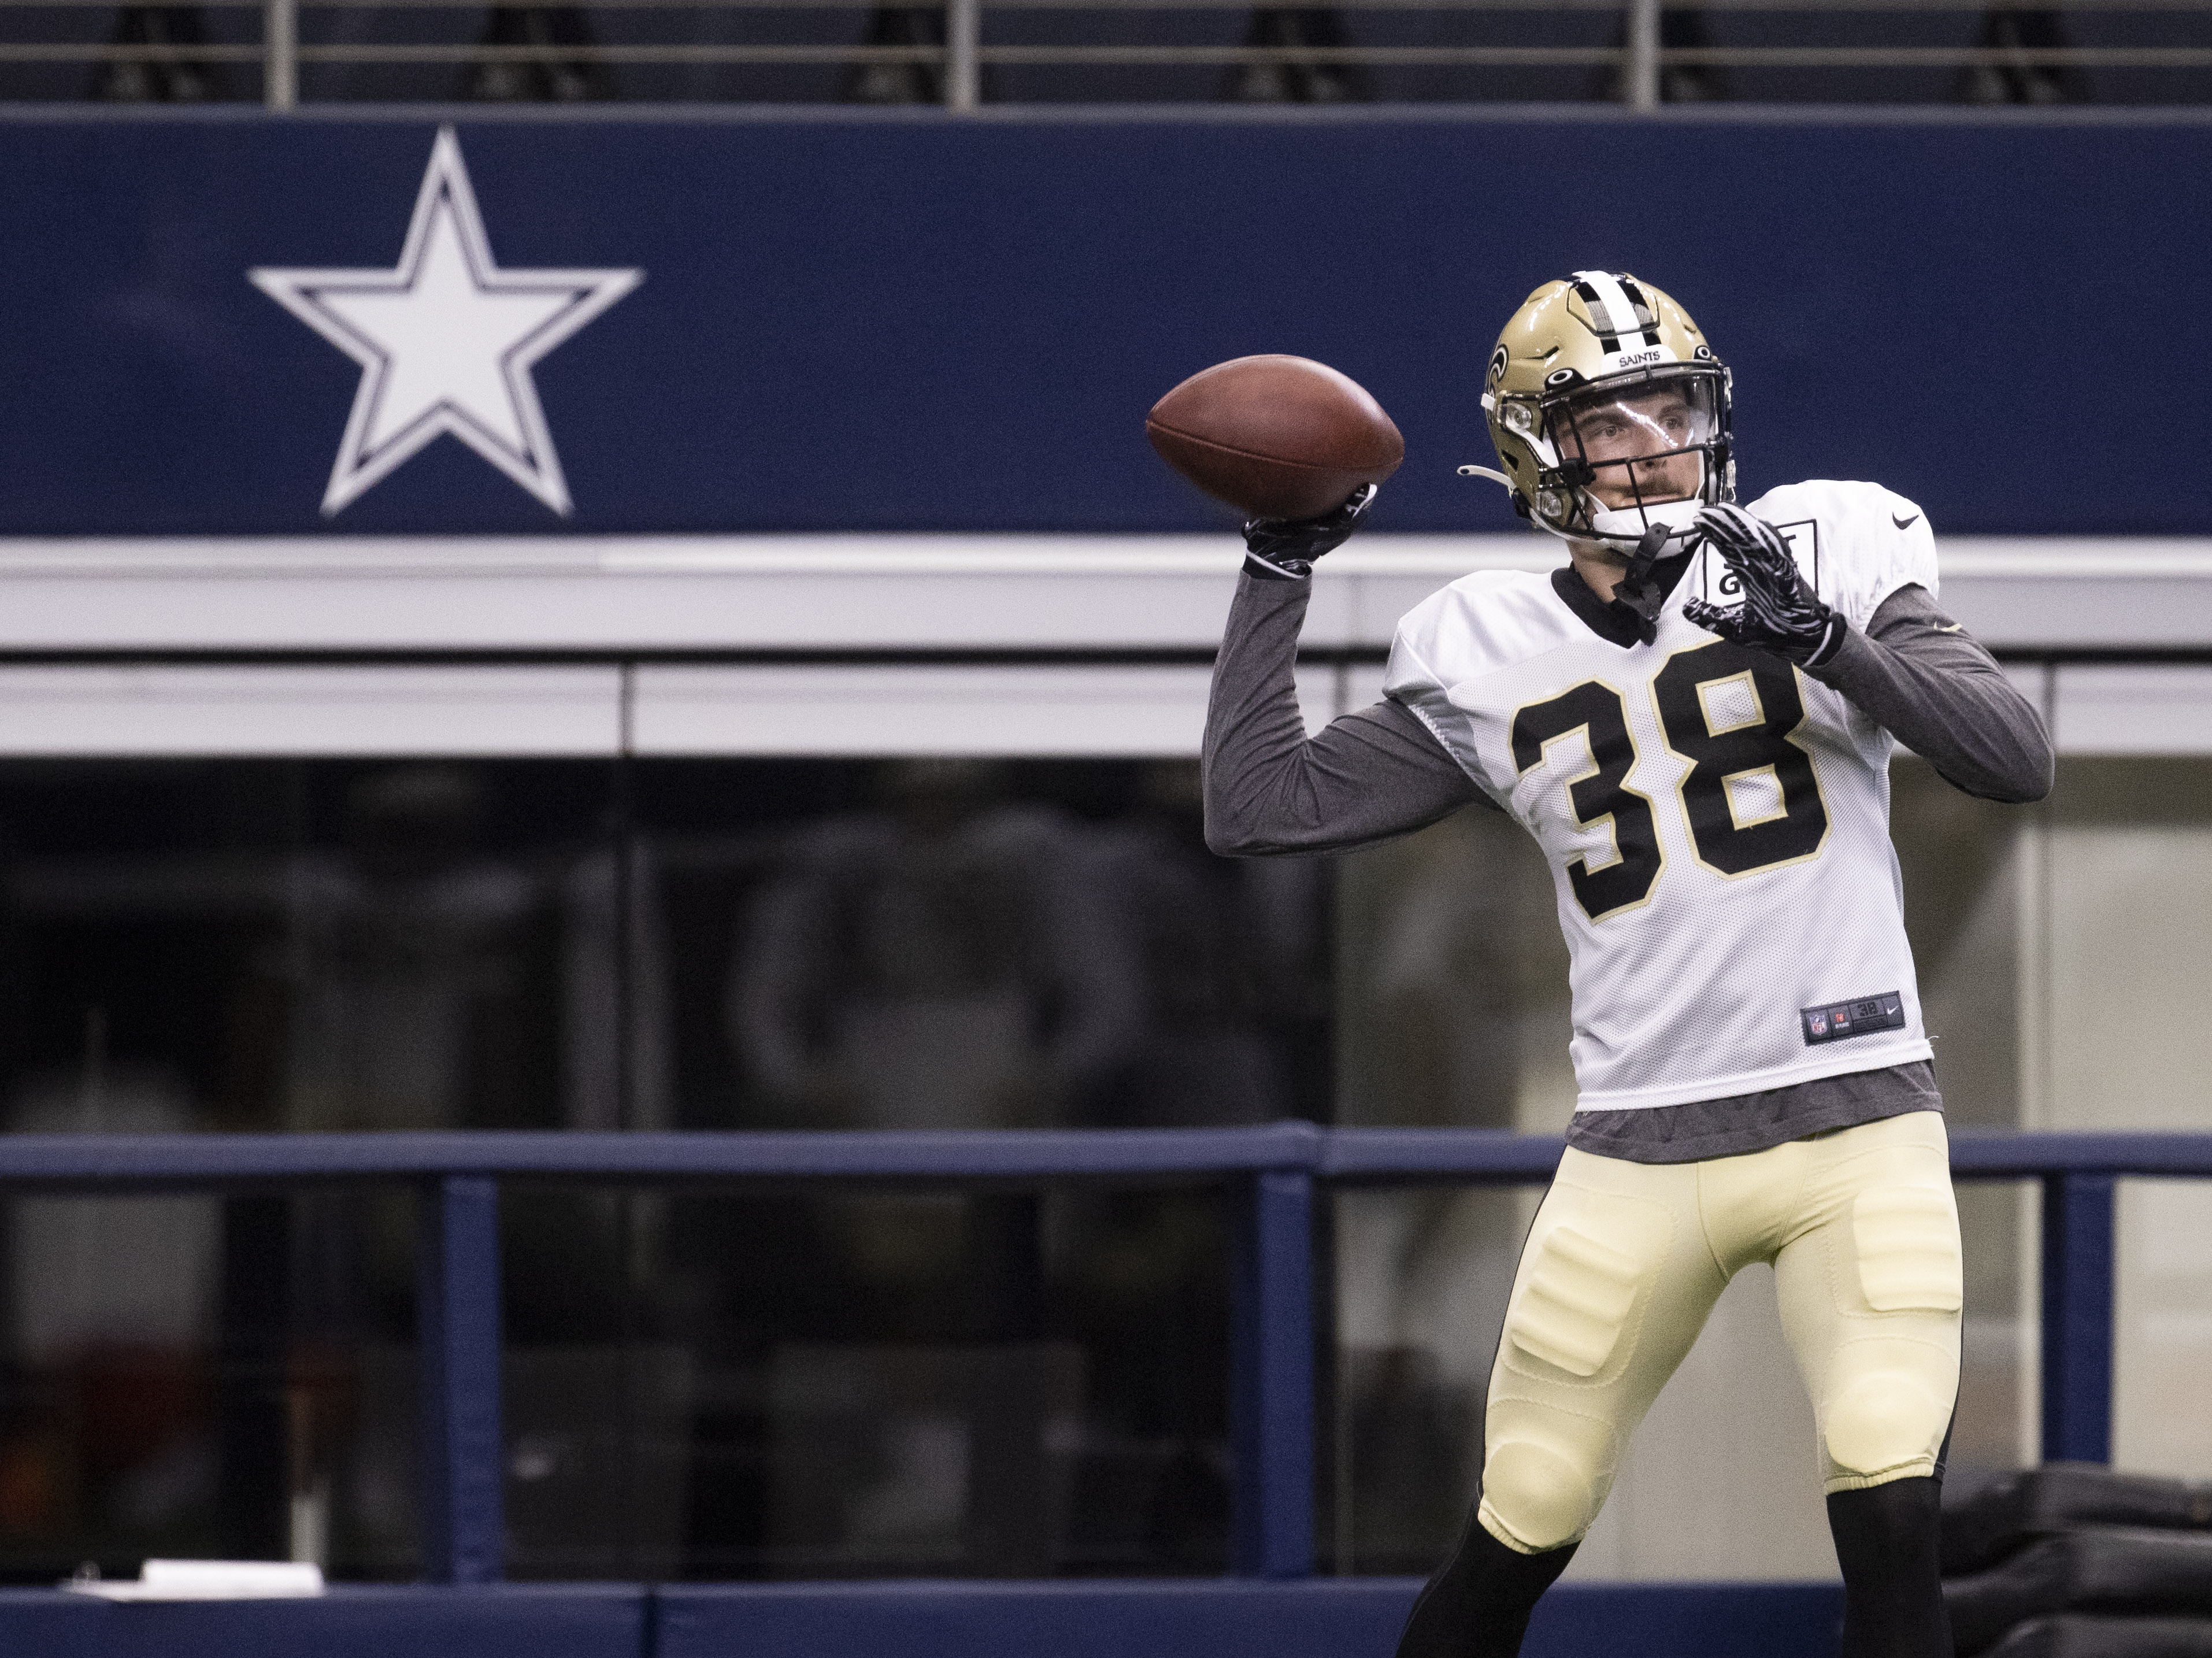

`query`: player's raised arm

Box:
[1202,488,1485,857]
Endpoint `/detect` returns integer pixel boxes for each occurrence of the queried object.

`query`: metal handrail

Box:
[0,42,269,54]
[0,1124,2195,1583]
[6,1123,2205,1183]
[9,0,2206,116]
[9,0,2209,9]
[16,43,2211,61]
[306,40,941,55]
[6,1,2210,12]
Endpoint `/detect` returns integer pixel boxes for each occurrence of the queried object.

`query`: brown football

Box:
[1146,355,1405,521]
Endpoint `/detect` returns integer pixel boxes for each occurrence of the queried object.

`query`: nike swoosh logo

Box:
[1935,623,1964,633]
[1892,513,1921,531]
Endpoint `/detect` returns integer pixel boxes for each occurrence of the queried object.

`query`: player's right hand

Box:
[1243,483,1377,580]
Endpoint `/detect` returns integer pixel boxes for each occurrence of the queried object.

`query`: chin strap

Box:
[1609,522,1683,645]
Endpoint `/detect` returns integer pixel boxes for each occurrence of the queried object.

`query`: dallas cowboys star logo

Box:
[251,126,641,517]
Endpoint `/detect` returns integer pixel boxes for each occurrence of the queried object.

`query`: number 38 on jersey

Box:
[1510,639,1831,922]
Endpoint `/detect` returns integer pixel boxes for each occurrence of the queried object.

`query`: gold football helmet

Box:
[1465,271,1733,555]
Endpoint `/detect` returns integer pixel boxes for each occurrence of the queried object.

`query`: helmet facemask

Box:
[1529,364,1732,555]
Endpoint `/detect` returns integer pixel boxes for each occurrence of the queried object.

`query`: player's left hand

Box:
[1681,502,1844,666]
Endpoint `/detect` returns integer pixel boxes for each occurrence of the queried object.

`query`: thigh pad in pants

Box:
[1777,1115,1963,1492]
[1481,1172,1699,1554]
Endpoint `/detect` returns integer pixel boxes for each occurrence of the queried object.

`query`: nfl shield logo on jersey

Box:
[1809,1009,1829,1037]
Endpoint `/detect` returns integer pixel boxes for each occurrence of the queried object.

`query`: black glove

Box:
[1681,502,1844,665]
[1243,483,1377,580]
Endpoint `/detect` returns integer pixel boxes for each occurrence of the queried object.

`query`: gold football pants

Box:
[1478,1111,1962,1555]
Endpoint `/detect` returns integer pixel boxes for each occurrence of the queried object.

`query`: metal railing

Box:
[0,1123,2202,1582]
[2,0,2209,113]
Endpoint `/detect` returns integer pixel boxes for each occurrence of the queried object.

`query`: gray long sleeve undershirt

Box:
[1802,582,2055,804]
[1201,572,1482,858]
[1201,560,2055,1164]
[1202,568,2051,859]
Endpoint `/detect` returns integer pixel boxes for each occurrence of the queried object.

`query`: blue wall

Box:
[1,113,2202,538]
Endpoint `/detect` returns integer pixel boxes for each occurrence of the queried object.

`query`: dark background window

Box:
[0,754,1328,1582]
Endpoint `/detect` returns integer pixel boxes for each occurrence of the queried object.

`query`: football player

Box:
[1203,271,2052,1658]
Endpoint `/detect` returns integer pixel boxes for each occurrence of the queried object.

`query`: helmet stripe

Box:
[1572,269,1662,353]
[1614,275,1665,346]
[1569,272,1624,350]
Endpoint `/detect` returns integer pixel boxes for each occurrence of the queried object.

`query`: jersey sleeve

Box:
[1383,586,1502,797]
[1852,484,1940,623]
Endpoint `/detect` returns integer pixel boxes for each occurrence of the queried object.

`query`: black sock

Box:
[1826,1476,1952,1658]
[1393,1505,1578,1658]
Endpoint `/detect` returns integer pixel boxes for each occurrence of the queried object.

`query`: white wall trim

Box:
[0,534,2205,654]
[0,667,621,757]
[0,656,2195,760]
[2053,665,2212,756]
[632,665,1217,757]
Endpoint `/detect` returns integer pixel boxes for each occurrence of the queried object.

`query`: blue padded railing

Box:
[0,1124,2206,1586]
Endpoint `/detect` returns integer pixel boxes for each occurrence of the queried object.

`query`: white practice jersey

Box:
[1385,480,1938,1112]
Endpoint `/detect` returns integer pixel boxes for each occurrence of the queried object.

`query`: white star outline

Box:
[250,127,642,517]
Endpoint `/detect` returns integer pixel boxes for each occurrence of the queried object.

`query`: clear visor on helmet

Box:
[1544,370,1722,511]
